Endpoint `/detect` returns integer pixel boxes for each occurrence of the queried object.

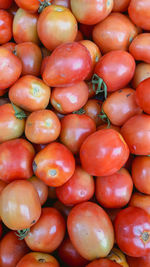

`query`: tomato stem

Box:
[92,74,107,99]
[98,109,110,128]
[11,103,27,120]
[73,108,85,115]
[38,0,51,13]
[15,228,30,240]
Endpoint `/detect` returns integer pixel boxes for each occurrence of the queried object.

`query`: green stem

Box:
[98,109,111,128]
[91,74,107,99]
[38,0,51,13]
[15,228,30,240]
[11,103,27,120]
[73,108,85,115]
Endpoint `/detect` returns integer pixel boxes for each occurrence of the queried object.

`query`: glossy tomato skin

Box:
[25,207,65,253]
[58,237,89,267]
[0,0,13,9]
[0,47,22,90]
[71,0,113,25]
[86,259,122,267]
[127,255,150,267]
[0,231,29,267]
[80,129,129,176]
[129,192,150,216]
[9,75,51,112]
[83,99,103,126]
[33,142,75,187]
[121,114,150,155]
[0,180,41,230]
[60,114,96,154]
[136,78,150,114]
[43,42,92,87]
[67,202,114,260]
[129,33,150,64]
[37,5,77,51]
[16,252,60,267]
[29,176,48,205]
[14,0,41,13]
[95,168,133,208]
[0,10,12,44]
[52,0,71,8]
[132,63,150,89]
[94,51,135,92]
[113,0,130,12]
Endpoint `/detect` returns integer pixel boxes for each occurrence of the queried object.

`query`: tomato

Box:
[42,42,92,87]
[37,5,77,51]
[29,176,48,205]
[93,51,135,93]
[75,30,84,42]
[0,103,25,143]
[0,180,41,230]
[129,192,150,216]
[52,0,71,8]
[113,0,130,12]
[50,81,89,114]
[33,142,75,187]
[0,0,13,9]
[67,202,114,260]
[129,33,150,64]
[86,259,122,267]
[9,75,51,112]
[25,110,61,144]
[132,63,150,89]
[93,13,139,54]
[0,231,29,267]
[70,0,113,25]
[58,237,89,267]
[0,10,12,44]
[128,0,150,30]
[83,99,103,126]
[13,8,39,44]
[107,247,129,267]
[97,124,120,132]
[121,114,150,155]
[136,78,150,114]
[80,129,129,176]
[102,88,142,126]
[0,180,7,194]
[127,255,150,267]
[53,200,72,219]
[95,168,133,208]
[25,207,65,253]
[40,56,49,76]
[16,252,60,267]
[60,114,96,154]
[2,42,16,52]
[56,166,94,205]
[14,0,48,13]
[0,47,22,90]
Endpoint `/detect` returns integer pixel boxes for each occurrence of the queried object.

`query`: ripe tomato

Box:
[94,51,135,93]
[67,202,114,260]
[50,82,89,114]
[33,142,75,187]
[83,99,103,126]
[25,207,65,253]
[58,237,89,267]
[95,168,133,208]
[0,10,12,44]
[136,78,150,114]
[0,231,29,267]
[53,200,72,219]
[37,5,77,51]
[0,180,41,230]
[29,176,48,205]
[86,259,122,267]
[14,0,48,13]
[0,0,13,9]
[9,75,51,112]
[42,42,92,87]
[2,41,16,52]
[115,207,150,257]
[80,129,129,176]
[0,103,25,143]
[129,33,150,64]
[121,114,150,155]
[127,255,150,267]
[13,8,39,44]
[60,114,96,154]
[70,0,113,25]
[129,192,150,215]
[0,47,22,90]
[16,252,60,267]
[132,63,150,89]
[40,56,49,76]
[0,180,7,194]
[113,0,130,12]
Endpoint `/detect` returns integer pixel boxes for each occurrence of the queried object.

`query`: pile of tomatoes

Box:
[1,0,150,266]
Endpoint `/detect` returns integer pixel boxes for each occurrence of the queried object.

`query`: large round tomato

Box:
[127,255,150,267]
[0,10,12,44]
[129,192,150,215]
[14,0,47,13]
[0,0,13,9]
[129,33,150,63]
[132,63,150,89]
[136,78,150,114]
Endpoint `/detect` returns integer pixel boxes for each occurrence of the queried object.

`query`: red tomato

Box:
[67,202,114,260]
[0,10,12,44]
[70,0,113,25]
[53,200,72,219]
[0,231,29,267]
[127,255,150,267]
[0,180,41,230]
[113,0,130,12]
[86,259,122,267]
[2,41,16,52]
[29,176,48,206]
[95,168,133,208]
[136,78,150,114]
[25,207,65,253]
[14,0,47,13]
[33,142,75,187]
[40,56,49,76]
[80,129,129,176]
[58,237,89,267]
[83,99,103,126]
[60,114,96,154]
[129,33,150,64]
[129,192,150,216]
[42,42,92,87]
[0,47,22,90]
[132,63,150,89]
[121,114,150,155]
[0,0,13,9]
[16,252,60,267]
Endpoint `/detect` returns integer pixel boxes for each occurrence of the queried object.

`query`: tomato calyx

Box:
[73,108,86,115]
[92,74,107,99]
[141,231,150,243]
[12,103,27,120]
[15,228,30,240]
[38,0,51,13]
[98,109,111,127]
[38,259,46,263]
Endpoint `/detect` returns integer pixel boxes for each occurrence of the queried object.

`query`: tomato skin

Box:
[2,42,16,52]
[86,259,122,267]
[132,63,150,89]
[128,0,150,30]
[14,0,41,13]
[80,129,129,176]
[51,82,89,114]
[33,142,75,187]
[97,124,120,133]
[60,114,96,154]
[113,0,130,12]
[129,192,150,216]
[42,42,92,87]
[16,252,60,267]
[129,33,150,64]
[0,180,41,230]
[37,5,77,51]
[94,51,135,92]
[0,0,13,9]
[0,103,25,143]
[71,0,113,25]
[95,168,133,209]
[9,75,51,112]
[25,207,65,253]
[58,237,89,267]
[127,255,150,267]
[0,47,22,90]
[67,202,114,260]
[0,10,12,44]
[25,110,61,144]
[29,176,48,205]
[121,114,150,155]
[136,78,150,114]
[52,0,70,8]
[83,99,103,126]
